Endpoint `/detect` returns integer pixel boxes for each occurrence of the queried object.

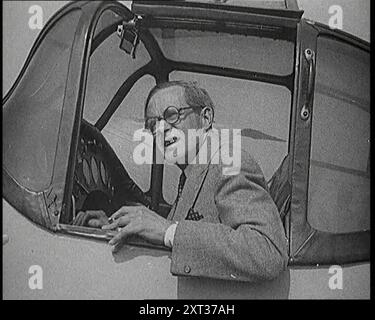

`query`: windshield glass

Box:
[3,9,81,191]
[150,28,294,76]
[185,0,288,9]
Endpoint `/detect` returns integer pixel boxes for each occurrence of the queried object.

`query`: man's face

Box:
[145,86,204,164]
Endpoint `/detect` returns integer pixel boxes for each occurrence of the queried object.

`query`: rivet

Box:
[184,265,191,273]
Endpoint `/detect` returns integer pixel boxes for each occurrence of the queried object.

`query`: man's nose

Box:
[156,119,172,134]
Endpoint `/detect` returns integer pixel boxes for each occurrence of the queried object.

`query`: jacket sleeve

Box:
[170,153,289,282]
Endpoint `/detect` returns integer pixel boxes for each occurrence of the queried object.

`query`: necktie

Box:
[177,171,186,200]
[184,166,210,221]
[169,171,186,219]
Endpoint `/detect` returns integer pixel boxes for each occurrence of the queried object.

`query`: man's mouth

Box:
[164,136,178,148]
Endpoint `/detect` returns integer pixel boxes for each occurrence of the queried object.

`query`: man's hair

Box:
[144,81,215,122]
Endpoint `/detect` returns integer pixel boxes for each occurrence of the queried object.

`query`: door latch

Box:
[301,48,315,121]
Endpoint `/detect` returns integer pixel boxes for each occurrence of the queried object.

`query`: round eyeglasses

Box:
[145,105,201,134]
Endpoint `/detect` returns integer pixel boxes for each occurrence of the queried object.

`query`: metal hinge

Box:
[45,187,61,228]
[117,15,141,58]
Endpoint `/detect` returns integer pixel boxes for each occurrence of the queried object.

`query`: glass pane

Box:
[164,71,291,204]
[185,0,288,9]
[103,75,156,193]
[3,10,82,191]
[308,36,370,233]
[150,28,294,76]
[82,8,153,195]
[314,37,369,111]
[93,9,123,39]
[84,10,151,124]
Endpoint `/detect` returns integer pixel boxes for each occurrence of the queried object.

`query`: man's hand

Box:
[72,210,109,228]
[102,206,174,251]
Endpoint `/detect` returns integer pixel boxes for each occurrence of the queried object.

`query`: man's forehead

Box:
[149,86,186,112]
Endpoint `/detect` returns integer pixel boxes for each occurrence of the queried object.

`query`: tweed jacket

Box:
[167,139,289,285]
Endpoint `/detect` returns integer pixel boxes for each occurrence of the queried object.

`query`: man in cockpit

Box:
[74,81,288,288]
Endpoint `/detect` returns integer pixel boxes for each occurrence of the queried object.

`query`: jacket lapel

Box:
[167,129,220,221]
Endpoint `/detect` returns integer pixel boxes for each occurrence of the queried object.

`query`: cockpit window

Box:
[150,28,294,76]
[164,72,291,206]
[65,8,154,225]
[308,36,370,233]
[3,9,82,192]
[82,8,153,191]
[175,0,290,9]
[84,32,151,124]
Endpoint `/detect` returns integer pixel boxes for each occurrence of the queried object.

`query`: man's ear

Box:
[201,107,214,131]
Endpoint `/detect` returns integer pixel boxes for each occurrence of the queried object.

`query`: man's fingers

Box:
[74,212,94,226]
[72,211,85,226]
[102,220,120,230]
[102,214,134,230]
[110,208,128,221]
[111,241,125,253]
[72,212,82,225]
[108,225,134,246]
[88,219,102,228]
[110,206,144,220]
[82,211,99,226]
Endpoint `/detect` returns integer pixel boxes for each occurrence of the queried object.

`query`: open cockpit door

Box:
[288,20,370,266]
